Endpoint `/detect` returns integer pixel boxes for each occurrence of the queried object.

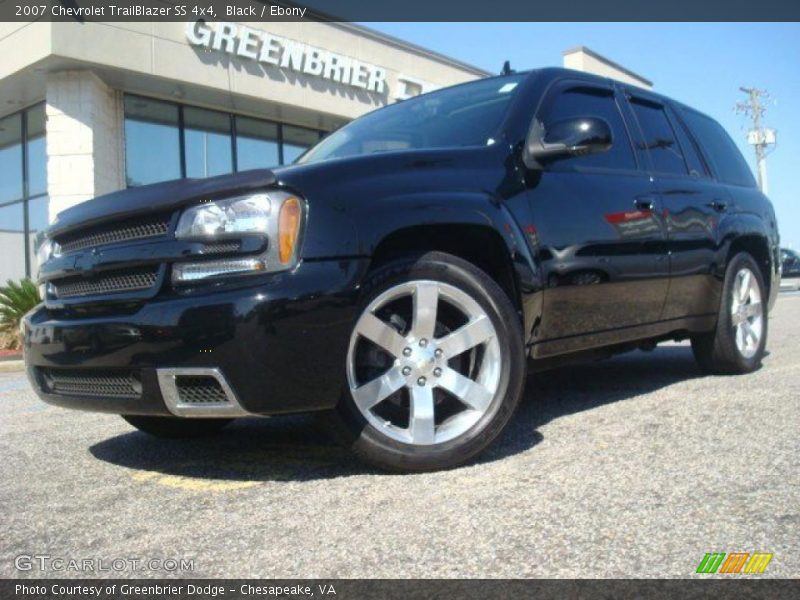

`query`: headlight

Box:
[172,191,304,284]
[175,193,273,238]
[34,239,60,277]
[35,239,54,267]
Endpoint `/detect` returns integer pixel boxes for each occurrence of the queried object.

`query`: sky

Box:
[369,22,800,250]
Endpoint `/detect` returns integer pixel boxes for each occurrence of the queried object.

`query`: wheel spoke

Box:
[742,321,757,346]
[355,312,407,357]
[412,281,438,341]
[351,367,406,412]
[409,385,435,444]
[738,270,752,302]
[437,315,494,358]
[735,324,745,351]
[743,302,762,319]
[437,367,493,412]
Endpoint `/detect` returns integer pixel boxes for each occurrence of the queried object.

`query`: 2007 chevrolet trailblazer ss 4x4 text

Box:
[24,68,780,471]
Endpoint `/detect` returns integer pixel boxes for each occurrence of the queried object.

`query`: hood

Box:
[270,145,503,195]
[49,169,276,237]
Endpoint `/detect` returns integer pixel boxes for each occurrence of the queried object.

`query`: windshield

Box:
[299,74,526,164]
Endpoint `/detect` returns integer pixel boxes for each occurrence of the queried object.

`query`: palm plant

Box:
[0,278,41,350]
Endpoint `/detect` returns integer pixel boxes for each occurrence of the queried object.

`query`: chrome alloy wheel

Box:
[347,280,501,446]
[731,267,763,359]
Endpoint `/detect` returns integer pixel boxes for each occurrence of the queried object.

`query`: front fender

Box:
[353,192,514,252]
[352,191,543,344]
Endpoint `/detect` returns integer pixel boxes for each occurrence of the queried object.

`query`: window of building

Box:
[124,96,181,187]
[283,125,324,164]
[537,85,636,171]
[236,117,279,171]
[0,113,23,204]
[679,108,756,187]
[629,98,687,175]
[0,202,25,283]
[27,105,48,197]
[184,107,233,178]
[123,95,325,186]
[0,104,48,282]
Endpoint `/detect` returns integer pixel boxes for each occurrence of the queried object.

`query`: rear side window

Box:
[538,85,636,171]
[671,111,709,178]
[629,98,687,175]
[680,109,756,187]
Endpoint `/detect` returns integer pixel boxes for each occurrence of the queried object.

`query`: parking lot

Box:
[1,295,798,579]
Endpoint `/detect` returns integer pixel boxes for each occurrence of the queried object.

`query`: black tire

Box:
[691,252,768,374]
[122,415,233,439]
[321,251,526,472]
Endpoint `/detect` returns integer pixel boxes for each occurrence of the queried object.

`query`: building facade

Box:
[562,46,652,89]
[0,20,489,282]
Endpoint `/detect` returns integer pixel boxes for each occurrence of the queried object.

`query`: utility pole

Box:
[735,87,776,194]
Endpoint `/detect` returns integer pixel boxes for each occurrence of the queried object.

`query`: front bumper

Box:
[23,259,368,417]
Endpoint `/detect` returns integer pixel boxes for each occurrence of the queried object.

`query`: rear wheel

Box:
[122,415,233,439]
[323,252,526,472]
[691,252,767,374]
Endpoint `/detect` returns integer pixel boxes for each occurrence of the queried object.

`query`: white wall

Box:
[563,47,652,89]
[45,71,125,220]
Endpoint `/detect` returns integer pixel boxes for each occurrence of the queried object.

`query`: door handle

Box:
[707,200,728,212]
[634,198,655,211]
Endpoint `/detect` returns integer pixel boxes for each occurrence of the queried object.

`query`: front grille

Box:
[201,242,241,254]
[52,267,159,299]
[175,376,230,404]
[39,368,141,399]
[56,216,170,254]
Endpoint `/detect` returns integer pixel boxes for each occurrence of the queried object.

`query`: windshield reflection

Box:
[299,74,526,164]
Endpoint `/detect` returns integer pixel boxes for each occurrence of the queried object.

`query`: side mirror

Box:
[523,117,613,169]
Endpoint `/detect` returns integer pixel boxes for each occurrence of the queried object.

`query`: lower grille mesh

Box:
[51,268,159,299]
[176,376,230,404]
[40,369,141,399]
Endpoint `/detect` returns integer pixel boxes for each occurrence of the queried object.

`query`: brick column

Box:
[45,70,125,222]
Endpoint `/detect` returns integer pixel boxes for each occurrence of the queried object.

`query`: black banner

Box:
[3,579,800,600]
[1,0,799,22]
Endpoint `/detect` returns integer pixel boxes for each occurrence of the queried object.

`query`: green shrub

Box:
[0,278,41,350]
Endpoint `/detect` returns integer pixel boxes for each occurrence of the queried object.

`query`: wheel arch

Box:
[355,191,541,325]
[718,214,775,304]
[370,223,521,313]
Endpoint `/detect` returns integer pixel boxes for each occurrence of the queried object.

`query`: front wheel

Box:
[691,252,768,374]
[323,251,526,472]
[122,415,233,439]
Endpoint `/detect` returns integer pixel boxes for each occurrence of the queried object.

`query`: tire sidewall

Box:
[335,252,526,471]
[719,252,768,371]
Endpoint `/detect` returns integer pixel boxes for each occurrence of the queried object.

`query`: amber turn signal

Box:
[278,196,302,264]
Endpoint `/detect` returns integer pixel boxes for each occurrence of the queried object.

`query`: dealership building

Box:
[0,20,648,283]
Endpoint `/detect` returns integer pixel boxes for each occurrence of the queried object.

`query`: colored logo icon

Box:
[696,552,773,574]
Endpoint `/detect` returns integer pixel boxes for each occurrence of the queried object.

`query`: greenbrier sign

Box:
[185,21,388,94]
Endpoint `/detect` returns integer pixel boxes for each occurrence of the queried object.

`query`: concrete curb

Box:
[0,360,25,373]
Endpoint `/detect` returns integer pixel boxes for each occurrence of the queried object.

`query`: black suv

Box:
[24,68,780,471]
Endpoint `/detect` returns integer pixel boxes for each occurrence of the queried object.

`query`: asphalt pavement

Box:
[1,296,798,579]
